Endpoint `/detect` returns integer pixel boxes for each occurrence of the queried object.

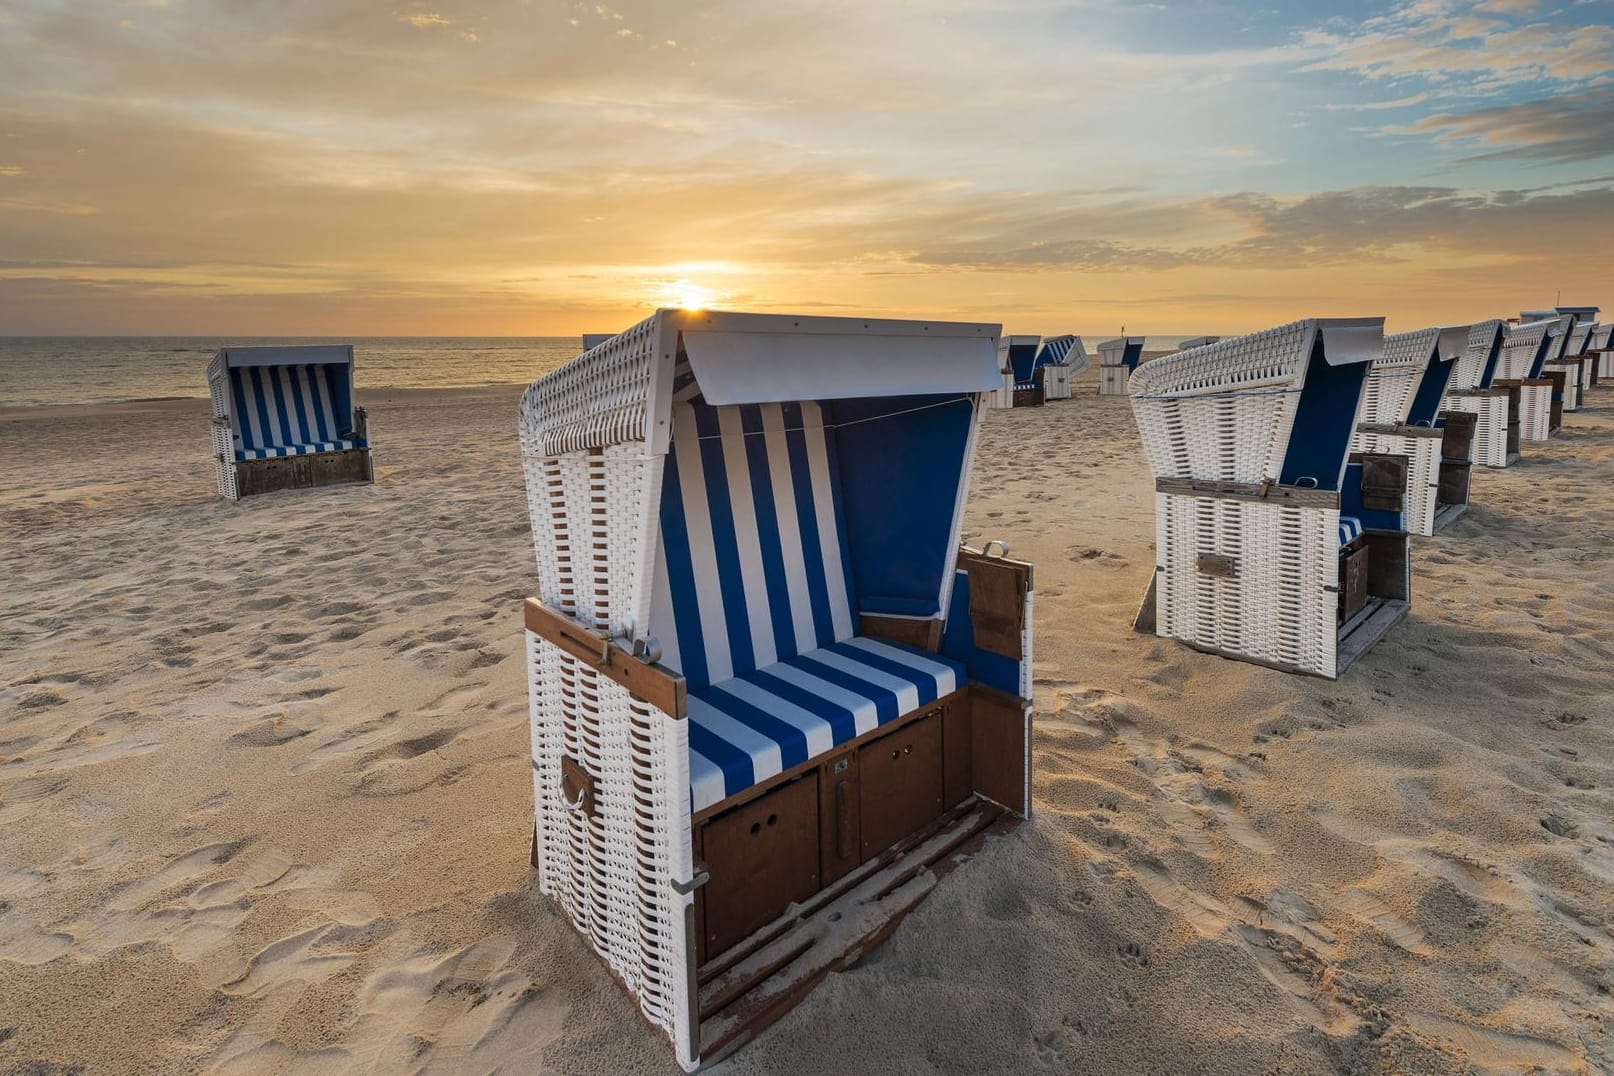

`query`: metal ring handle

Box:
[983,540,1011,558]
[1295,476,1319,489]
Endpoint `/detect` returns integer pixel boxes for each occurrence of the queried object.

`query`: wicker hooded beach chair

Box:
[1350,325,1470,536]
[1494,318,1565,442]
[1557,307,1600,396]
[1589,324,1614,385]
[1441,320,1513,469]
[1097,336,1147,395]
[1529,311,1585,417]
[207,345,372,501]
[1128,318,1411,679]
[517,309,1035,1070]
[1037,334,1088,400]
[992,333,1047,407]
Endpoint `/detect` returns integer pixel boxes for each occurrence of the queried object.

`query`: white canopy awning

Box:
[219,345,353,369]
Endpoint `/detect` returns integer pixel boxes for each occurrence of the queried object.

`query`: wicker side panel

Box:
[1518,385,1552,442]
[521,316,658,456]
[528,636,694,1066]
[211,424,239,501]
[1544,364,1580,412]
[1099,365,1129,396]
[1353,430,1439,537]
[1600,353,1614,380]
[1444,395,1510,468]
[1154,492,1337,677]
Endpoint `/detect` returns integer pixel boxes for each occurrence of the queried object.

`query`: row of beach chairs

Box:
[203,303,1606,1070]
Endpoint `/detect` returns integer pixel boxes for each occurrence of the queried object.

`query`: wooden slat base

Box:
[1336,597,1409,675]
[695,799,1013,1066]
[233,448,372,498]
[1431,502,1468,534]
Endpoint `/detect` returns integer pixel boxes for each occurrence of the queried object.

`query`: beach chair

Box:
[993,334,1046,407]
[1177,336,1221,352]
[518,310,1035,1071]
[1350,326,1469,536]
[1129,318,1410,679]
[1491,319,1562,443]
[1097,336,1147,395]
[1440,320,1511,470]
[207,345,372,501]
[1526,312,1584,419]
[1559,311,1600,397]
[1589,324,1614,385]
[1037,334,1088,400]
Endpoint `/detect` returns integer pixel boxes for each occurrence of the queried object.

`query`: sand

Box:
[2,379,1612,1074]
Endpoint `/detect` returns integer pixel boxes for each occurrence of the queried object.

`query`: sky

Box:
[2,0,1613,337]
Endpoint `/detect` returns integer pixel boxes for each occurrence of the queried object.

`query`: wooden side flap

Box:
[956,551,1031,661]
[1357,453,1407,512]
[561,756,597,818]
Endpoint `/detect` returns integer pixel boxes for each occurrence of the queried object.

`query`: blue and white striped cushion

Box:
[687,636,963,812]
[650,400,858,693]
[1339,516,1363,546]
[237,440,357,461]
[229,364,355,458]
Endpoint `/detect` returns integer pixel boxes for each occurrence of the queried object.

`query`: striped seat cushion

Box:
[1339,516,1363,546]
[687,636,963,812]
[229,364,362,459]
[650,399,857,693]
[237,440,357,461]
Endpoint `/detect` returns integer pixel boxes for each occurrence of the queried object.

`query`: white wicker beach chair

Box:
[518,310,1035,1070]
[207,345,372,501]
[1442,320,1514,469]
[1559,311,1600,398]
[1531,312,1585,417]
[1589,324,1614,384]
[1350,326,1469,536]
[1097,336,1147,396]
[1128,318,1411,679]
[1037,334,1088,401]
[991,334,1047,408]
[1495,319,1565,442]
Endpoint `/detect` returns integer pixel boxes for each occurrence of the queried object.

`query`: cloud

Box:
[1400,88,1614,162]
[395,11,451,29]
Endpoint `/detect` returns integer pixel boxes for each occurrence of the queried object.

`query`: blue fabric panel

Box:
[1528,336,1552,379]
[782,405,837,649]
[740,405,801,658]
[1339,517,1363,546]
[791,655,902,721]
[744,668,862,743]
[322,365,354,437]
[693,404,757,676]
[1279,341,1368,491]
[939,571,1024,697]
[1408,357,1456,426]
[658,443,710,690]
[1123,341,1144,371]
[1477,334,1504,388]
[832,394,973,621]
[1007,344,1038,382]
[858,597,941,616]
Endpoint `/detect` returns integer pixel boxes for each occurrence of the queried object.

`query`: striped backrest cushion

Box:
[229,364,346,453]
[650,400,858,692]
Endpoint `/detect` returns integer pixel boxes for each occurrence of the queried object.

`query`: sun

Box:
[664,278,716,310]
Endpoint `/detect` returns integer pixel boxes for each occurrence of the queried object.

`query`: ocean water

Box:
[0,337,583,409]
[0,333,1203,410]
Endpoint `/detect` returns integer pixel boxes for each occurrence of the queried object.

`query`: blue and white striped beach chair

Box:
[1129,318,1411,678]
[1097,335,1147,395]
[1350,325,1470,536]
[207,345,372,500]
[1036,334,1088,400]
[518,310,1034,1070]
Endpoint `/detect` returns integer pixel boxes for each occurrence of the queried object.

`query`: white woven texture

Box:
[1352,429,1440,536]
[522,316,658,456]
[1044,364,1073,399]
[521,324,696,1066]
[1543,363,1580,412]
[1569,321,1594,356]
[1497,321,1552,380]
[206,356,239,500]
[1443,394,1511,468]
[1450,320,1505,392]
[1099,364,1129,396]
[1130,320,1313,485]
[1360,328,1438,426]
[1518,383,1552,442]
[1154,492,1340,678]
[1601,352,1614,380]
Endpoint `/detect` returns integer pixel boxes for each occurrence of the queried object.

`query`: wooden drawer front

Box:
[701,774,820,958]
[1340,546,1369,621]
[858,713,945,857]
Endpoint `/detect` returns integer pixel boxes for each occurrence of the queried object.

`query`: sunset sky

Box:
[2,0,1612,337]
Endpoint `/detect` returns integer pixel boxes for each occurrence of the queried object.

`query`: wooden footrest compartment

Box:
[234,448,373,497]
[695,799,1015,1065]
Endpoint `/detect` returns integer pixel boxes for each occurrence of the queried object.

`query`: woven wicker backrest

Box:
[1452,320,1505,391]
[1361,327,1438,426]
[1497,320,1557,380]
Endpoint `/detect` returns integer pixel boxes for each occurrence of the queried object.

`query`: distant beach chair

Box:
[1350,325,1469,536]
[1129,318,1410,678]
[1440,320,1512,469]
[1494,318,1565,442]
[518,310,1034,1071]
[1037,334,1088,400]
[1098,336,1147,395]
[1557,308,1600,396]
[992,334,1047,407]
[1528,311,1585,418]
[1588,323,1614,385]
[208,345,372,501]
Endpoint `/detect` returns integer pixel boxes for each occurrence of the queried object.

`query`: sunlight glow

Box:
[663,278,716,310]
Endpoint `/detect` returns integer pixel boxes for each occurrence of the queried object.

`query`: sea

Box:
[0,334,1199,410]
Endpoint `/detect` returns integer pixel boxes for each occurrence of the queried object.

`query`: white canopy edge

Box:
[218,345,354,369]
[1316,317,1386,366]
[682,329,1002,405]
[1436,325,1471,361]
[1177,336,1220,351]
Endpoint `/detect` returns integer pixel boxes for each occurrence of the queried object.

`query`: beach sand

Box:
[2,380,1612,1074]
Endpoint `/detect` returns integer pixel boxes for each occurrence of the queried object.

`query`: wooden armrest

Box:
[523,598,687,718]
